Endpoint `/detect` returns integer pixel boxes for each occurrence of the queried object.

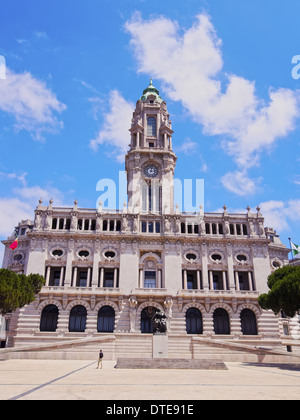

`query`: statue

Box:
[34,212,42,230]
[151,309,168,334]
[128,296,138,332]
[122,215,129,233]
[164,297,173,333]
[164,217,171,233]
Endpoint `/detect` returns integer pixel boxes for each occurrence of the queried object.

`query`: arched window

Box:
[147,117,156,136]
[186,308,203,334]
[69,305,87,332]
[240,309,258,335]
[97,306,115,333]
[40,304,59,332]
[141,306,156,333]
[213,308,230,335]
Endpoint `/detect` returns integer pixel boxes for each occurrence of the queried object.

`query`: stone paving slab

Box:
[1,359,300,400]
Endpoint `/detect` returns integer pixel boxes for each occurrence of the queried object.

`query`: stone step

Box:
[116,358,228,370]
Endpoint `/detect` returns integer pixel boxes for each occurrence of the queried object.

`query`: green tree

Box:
[258,265,300,318]
[0,269,45,315]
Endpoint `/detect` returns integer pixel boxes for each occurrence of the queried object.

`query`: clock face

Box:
[144,165,158,178]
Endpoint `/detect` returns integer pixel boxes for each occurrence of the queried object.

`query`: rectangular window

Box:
[53,270,61,287]
[104,269,114,288]
[49,268,61,287]
[187,271,197,289]
[77,270,88,287]
[238,273,249,290]
[213,273,222,290]
[212,271,226,290]
[142,221,147,232]
[147,117,156,136]
[144,271,156,288]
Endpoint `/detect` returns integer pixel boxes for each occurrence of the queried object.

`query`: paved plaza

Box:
[0,359,300,400]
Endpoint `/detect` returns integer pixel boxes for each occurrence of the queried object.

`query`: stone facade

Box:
[1,81,299,359]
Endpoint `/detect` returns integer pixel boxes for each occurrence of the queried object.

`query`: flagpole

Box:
[288,237,294,262]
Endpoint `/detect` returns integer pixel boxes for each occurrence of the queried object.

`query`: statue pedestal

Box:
[153,334,168,359]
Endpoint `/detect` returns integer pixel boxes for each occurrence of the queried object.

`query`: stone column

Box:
[113,268,118,288]
[183,269,187,289]
[227,245,235,291]
[99,268,104,288]
[201,243,209,290]
[64,243,74,287]
[235,271,240,291]
[45,266,51,286]
[139,269,143,288]
[209,270,214,290]
[73,267,78,288]
[248,271,253,291]
[196,270,201,290]
[92,251,100,288]
[157,270,162,289]
[87,267,91,288]
[222,271,227,291]
[59,267,65,287]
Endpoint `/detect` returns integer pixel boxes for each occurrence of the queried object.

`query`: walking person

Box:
[97,349,104,369]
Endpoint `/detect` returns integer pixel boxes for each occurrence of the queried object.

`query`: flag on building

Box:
[291,241,300,259]
[9,233,18,250]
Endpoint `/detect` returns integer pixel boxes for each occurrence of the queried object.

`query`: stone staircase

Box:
[116,358,228,370]
[1,333,300,363]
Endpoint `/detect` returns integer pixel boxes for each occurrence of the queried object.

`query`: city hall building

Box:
[1,81,299,360]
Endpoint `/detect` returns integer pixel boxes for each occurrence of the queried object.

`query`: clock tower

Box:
[125,80,177,214]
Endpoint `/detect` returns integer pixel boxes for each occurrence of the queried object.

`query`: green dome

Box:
[140,79,163,103]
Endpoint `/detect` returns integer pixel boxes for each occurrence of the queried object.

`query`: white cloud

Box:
[0,67,66,140]
[0,171,27,186]
[260,199,300,232]
[0,172,69,267]
[175,138,197,155]
[0,197,33,237]
[125,13,300,194]
[0,172,66,238]
[221,170,261,197]
[13,185,65,205]
[90,90,134,162]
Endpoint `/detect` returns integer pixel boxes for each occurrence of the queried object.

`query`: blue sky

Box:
[0,0,300,264]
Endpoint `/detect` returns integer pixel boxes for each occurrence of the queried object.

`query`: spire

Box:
[141,78,163,103]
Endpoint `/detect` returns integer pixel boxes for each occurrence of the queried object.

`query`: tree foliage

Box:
[0,269,45,315]
[258,265,300,318]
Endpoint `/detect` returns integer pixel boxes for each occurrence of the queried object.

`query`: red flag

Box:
[9,237,18,250]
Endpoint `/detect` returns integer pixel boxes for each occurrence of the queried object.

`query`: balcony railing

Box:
[29,209,266,240]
